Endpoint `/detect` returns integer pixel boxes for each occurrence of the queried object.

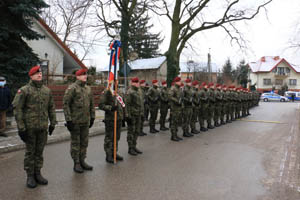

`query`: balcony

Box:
[274,72,289,77]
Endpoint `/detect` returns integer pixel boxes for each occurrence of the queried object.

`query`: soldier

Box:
[168,77,183,141]
[241,88,247,117]
[63,68,95,173]
[207,83,216,129]
[214,84,222,127]
[144,83,150,121]
[159,80,169,131]
[225,86,232,123]
[246,89,251,116]
[235,87,242,119]
[147,79,160,133]
[190,80,200,134]
[126,77,143,155]
[220,85,227,125]
[229,86,236,121]
[198,82,208,132]
[182,79,194,137]
[139,80,147,136]
[98,84,126,163]
[12,65,57,188]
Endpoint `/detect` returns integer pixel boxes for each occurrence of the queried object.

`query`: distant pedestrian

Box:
[12,66,57,188]
[0,76,11,137]
[63,68,95,173]
[291,93,295,102]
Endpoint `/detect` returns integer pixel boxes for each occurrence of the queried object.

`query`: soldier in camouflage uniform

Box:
[13,66,57,188]
[139,80,147,136]
[246,89,251,115]
[198,82,208,132]
[63,68,95,173]
[190,80,200,134]
[168,77,183,141]
[241,88,247,117]
[214,84,222,127]
[126,77,143,155]
[207,83,216,129]
[159,80,169,131]
[147,80,160,133]
[144,83,150,120]
[235,87,242,119]
[182,79,194,137]
[98,84,126,163]
[229,86,236,121]
[225,86,232,123]
[220,85,227,125]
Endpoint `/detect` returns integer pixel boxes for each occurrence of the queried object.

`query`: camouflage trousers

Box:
[144,104,149,120]
[199,104,208,128]
[70,124,89,162]
[221,104,226,122]
[235,102,241,118]
[0,110,6,133]
[230,103,235,120]
[24,129,48,175]
[104,119,121,155]
[182,106,193,133]
[149,105,159,129]
[190,107,199,131]
[214,103,222,123]
[127,115,141,148]
[242,103,247,116]
[207,104,215,126]
[170,109,181,137]
[159,103,169,128]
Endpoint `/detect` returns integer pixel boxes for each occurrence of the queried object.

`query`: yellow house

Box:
[248,56,300,92]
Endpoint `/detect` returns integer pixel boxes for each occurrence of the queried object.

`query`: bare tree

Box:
[41,0,100,61]
[150,0,273,85]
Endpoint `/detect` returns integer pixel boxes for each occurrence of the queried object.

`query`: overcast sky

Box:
[87,0,300,71]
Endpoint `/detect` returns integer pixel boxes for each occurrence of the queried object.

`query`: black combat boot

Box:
[153,128,159,133]
[73,161,84,173]
[207,124,214,129]
[221,120,226,125]
[187,131,194,137]
[160,126,169,131]
[176,135,183,140]
[134,147,143,154]
[26,175,37,188]
[116,154,124,161]
[183,130,190,137]
[191,129,199,134]
[150,127,157,134]
[200,127,207,132]
[139,132,146,136]
[80,159,93,170]
[171,136,179,141]
[215,122,220,127]
[34,170,48,185]
[128,148,138,156]
[106,154,114,164]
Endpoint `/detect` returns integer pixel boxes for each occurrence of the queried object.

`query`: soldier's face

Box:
[77,74,87,82]
[30,72,43,81]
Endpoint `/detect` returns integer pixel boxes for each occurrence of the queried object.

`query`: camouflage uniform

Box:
[138,87,146,135]
[214,88,222,126]
[63,80,95,163]
[220,88,226,124]
[147,85,160,132]
[198,87,209,131]
[235,90,242,119]
[229,89,235,121]
[225,89,232,123]
[207,88,216,128]
[168,84,182,141]
[182,85,194,136]
[159,86,169,130]
[143,86,150,120]
[126,85,143,150]
[99,89,125,157]
[12,80,57,176]
[190,87,200,134]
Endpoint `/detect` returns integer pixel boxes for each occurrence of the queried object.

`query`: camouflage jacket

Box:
[208,88,216,104]
[183,85,193,107]
[126,85,143,118]
[214,89,222,104]
[160,87,169,105]
[192,87,200,107]
[63,80,95,125]
[147,85,160,106]
[168,84,181,111]
[12,80,57,131]
[138,88,145,113]
[98,88,126,121]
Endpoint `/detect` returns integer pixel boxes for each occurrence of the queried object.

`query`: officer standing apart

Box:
[0,76,11,137]
[63,68,95,173]
[159,80,169,131]
[147,79,160,133]
[126,77,143,156]
[13,66,57,188]
[99,84,125,163]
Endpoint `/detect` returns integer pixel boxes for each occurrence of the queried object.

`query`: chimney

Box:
[274,56,280,61]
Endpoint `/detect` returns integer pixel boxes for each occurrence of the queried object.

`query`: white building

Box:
[248,56,300,92]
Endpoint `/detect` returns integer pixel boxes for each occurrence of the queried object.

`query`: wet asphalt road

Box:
[0,102,300,200]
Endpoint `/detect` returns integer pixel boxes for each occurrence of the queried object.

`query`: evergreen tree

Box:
[128,11,162,59]
[236,60,249,88]
[222,58,234,82]
[0,0,48,94]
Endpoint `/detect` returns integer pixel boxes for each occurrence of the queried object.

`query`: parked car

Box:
[260,93,289,102]
[284,91,300,101]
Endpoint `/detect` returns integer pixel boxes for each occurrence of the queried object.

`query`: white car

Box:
[260,93,289,102]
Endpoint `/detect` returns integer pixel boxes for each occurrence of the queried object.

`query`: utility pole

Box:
[207,48,212,82]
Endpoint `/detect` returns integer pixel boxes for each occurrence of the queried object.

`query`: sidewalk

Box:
[0,110,153,154]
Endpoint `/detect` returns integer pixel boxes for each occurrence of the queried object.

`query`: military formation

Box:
[12,66,260,189]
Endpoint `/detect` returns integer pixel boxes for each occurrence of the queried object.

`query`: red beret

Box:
[192,80,199,86]
[152,79,158,84]
[131,77,139,83]
[180,83,184,87]
[162,81,167,85]
[201,82,207,87]
[209,82,214,87]
[185,79,191,83]
[222,85,227,88]
[28,65,41,76]
[139,80,146,84]
[216,84,221,87]
[76,68,88,76]
[171,82,175,86]
[173,77,181,82]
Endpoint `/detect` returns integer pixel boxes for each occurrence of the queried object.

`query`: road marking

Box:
[238,119,287,124]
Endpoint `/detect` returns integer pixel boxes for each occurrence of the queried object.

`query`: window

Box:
[275,79,283,85]
[286,68,291,73]
[289,79,297,86]
[277,67,285,75]
[263,79,272,85]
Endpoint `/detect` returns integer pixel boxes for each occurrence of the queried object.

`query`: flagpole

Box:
[113,43,118,164]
